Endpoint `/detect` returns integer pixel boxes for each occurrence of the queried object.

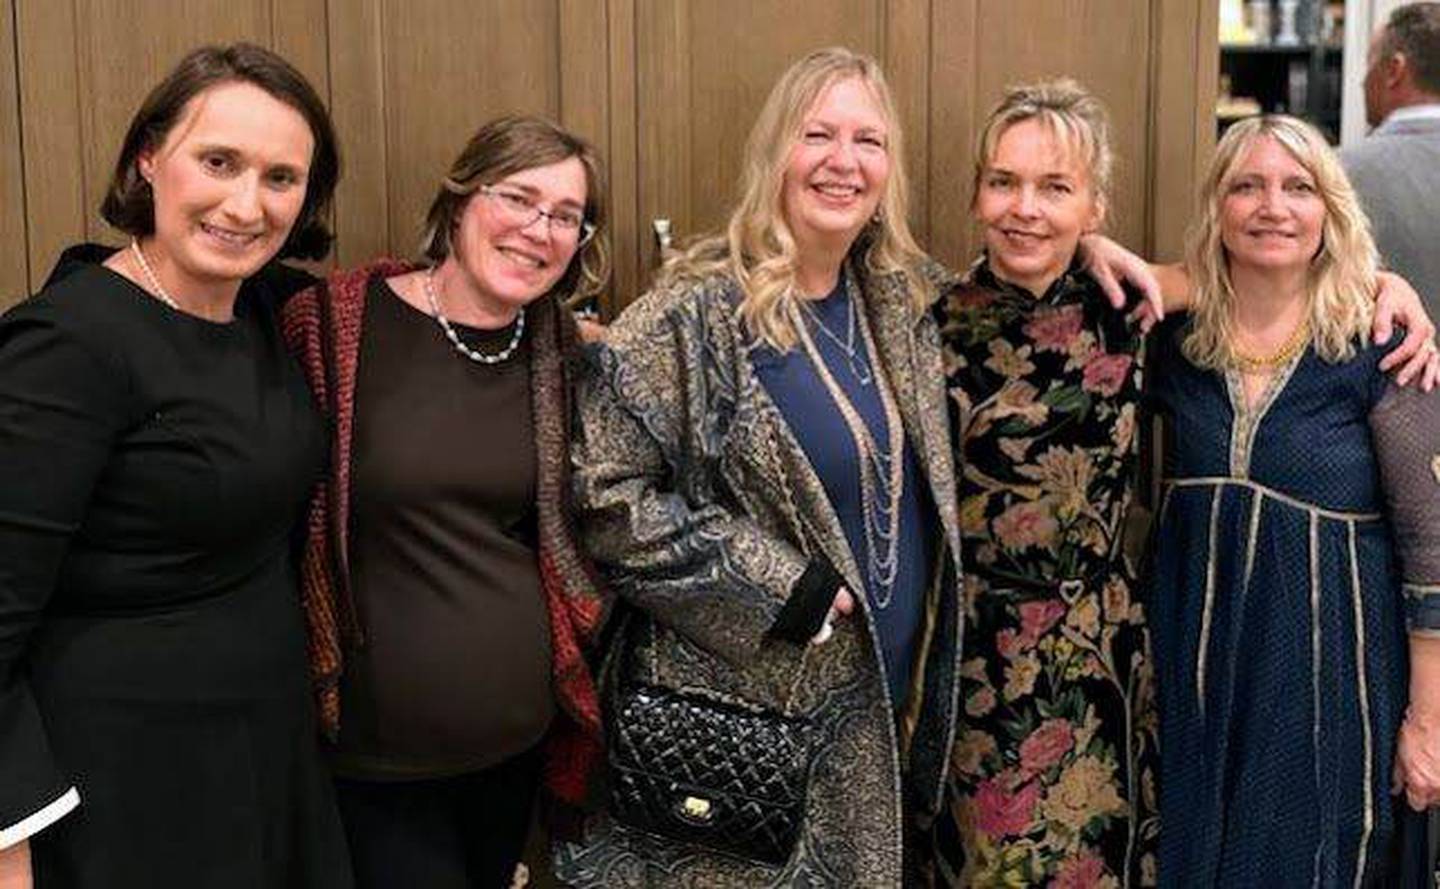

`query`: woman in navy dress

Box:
[1147,114,1440,887]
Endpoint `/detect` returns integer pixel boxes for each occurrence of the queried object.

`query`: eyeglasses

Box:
[478,184,595,245]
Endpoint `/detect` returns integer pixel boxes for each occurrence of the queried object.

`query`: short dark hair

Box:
[420,115,609,300]
[1385,3,1440,95]
[100,43,341,261]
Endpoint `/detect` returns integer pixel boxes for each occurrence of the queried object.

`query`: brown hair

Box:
[100,42,341,261]
[420,115,609,301]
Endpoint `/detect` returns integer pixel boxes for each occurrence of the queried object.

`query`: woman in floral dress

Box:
[933,80,1158,887]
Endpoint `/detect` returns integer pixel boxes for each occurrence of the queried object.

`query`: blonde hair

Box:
[657,47,931,351]
[1182,115,1378,369]
[973,78,1114,222]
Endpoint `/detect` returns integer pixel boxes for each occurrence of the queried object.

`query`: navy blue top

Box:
[753,277,935,704]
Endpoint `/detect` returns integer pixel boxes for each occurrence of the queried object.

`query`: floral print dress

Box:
[933,261,1158,888]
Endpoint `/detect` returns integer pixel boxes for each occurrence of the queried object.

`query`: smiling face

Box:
[138,80,313,301]
[1219,134,1326,277]
[444,155,588,317]
[780,76,891,264]
[974,118,1102,296]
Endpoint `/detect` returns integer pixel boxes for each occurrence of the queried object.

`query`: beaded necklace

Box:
[423,267,526,365]
[791,272,905,608]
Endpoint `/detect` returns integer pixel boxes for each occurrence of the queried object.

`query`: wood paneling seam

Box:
[5,0,30,287]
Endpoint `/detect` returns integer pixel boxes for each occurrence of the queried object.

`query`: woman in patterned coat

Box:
[552,47,966,887]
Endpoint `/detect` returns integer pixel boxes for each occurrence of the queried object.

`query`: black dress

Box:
[0,247,350,888]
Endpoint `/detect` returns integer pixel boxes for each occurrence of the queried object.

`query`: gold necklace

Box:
[1230,318,1311,373]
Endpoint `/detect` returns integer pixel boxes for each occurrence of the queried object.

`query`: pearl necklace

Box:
[423,268,526,365]
[791,272,905,608]
[130,239,181,311]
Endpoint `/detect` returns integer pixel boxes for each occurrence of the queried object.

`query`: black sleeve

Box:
[246,260,321,313]
[766,557,845,645]
[0,301,127,829]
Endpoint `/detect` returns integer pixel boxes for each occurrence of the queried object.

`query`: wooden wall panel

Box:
[15,0,86,290]
[270,0,330,101]
[0,0,27,304]
[558,0,618,314]
[929,0,980,273]
[326,0,388,267]
[1149,0,1219,260]
[884,0,932,245]
[601,0,638,317]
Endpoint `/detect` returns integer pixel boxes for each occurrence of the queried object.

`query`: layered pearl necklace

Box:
[791,273,905,608]
[423,267,526,365]
[130,239,181,311]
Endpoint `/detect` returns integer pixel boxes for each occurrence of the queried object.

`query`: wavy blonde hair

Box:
[973,78,1114,224]
[657,47,931,351]
[1182,115,1377,368]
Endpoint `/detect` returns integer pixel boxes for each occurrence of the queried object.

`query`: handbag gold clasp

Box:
[678,795,714,822]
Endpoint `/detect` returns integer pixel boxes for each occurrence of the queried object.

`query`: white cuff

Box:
[0,786,80,849]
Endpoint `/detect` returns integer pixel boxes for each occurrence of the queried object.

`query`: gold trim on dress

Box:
[1308,511,1323,889]
[1224,348,1308,479]
[1347,521,1375,889]
[1164,476,1382,523]
[1198,486,1222,715]
[1243,490,1264,592]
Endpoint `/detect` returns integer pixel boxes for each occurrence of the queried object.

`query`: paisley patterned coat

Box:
[553,255,965,887]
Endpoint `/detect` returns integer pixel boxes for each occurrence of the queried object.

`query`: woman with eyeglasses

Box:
[280,115,609,889]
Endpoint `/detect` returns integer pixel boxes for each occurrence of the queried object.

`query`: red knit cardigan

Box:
[279,259,608,802]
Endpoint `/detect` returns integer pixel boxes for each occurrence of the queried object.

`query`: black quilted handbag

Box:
[604,623,815,866]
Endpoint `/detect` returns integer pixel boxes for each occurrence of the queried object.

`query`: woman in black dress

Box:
[0,44,349,888]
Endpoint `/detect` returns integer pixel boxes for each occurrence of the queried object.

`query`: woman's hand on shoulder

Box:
[576,317,607,344]
[1373,271,1440,390]
[0,840,32,889]
[1078,234,1164,330]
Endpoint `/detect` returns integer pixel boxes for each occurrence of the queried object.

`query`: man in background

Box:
[1343,2,1440,316]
